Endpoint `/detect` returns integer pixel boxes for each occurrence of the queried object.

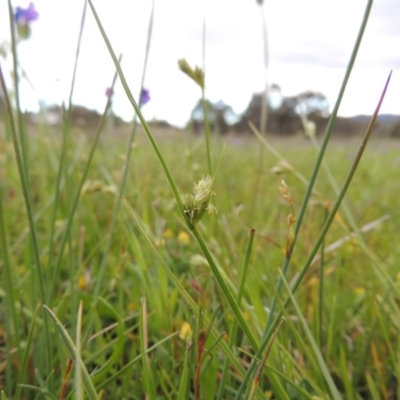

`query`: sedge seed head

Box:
[178,58,205,89]
[183,175,215,226]
[279,179,293,205]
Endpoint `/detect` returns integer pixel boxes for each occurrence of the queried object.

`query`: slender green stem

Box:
[47,0,87,301]
[7,0,28,180]
[191,228,258,349]
[201,18,212,175]
[140,297,157,400]
[48,67,119,303]
[0,56,52,383]
[318,209,328,347]
[87,0,184,216]
[279,272,342,400]
[91,0,157,302]
[43,306,99,400]
[0,171,21,395]
[217,229,255,400]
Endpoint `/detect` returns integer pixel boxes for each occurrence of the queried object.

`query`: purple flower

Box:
[140,88,150,105]
[105,87,114,97]
[15,2,39,25]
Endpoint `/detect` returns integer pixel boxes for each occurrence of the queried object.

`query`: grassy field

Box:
[2,0,399,398]
[1,122,400,399]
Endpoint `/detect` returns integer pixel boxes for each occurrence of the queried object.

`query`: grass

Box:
[1,128,400,399]
[1,0,400,398]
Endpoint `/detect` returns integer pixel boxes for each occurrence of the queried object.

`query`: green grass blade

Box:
[0,50,52,383]
[7,0,28,178]
[365,371,381,400]
[279,271,341,400]
[139,296,157,400]
[95,332,178,391]
[47,0,87,301]
[217,229,255,400]
[75,301,84,400]
[87,0,184,215]
[90,0,156,305]
[43,305,99,400]
[0,169,21,395]
[191,228,259,349]
[48,67,119,303]
[177,342,191,400]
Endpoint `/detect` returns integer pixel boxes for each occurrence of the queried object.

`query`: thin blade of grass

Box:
[0,166,22,395]
[90,297,125,385]
[87,0,184,215]
[279,270,341,400]
[248,320,284,400]
[90,0,156,306]
[47,0,87,302]
[7,0,28,178]
[42,305,99,400]
[0,57,52,383]
[177,342,192,400]
[13,305,41,400]
[95,332,178,391]
[217,229,255,400]
[75,301,84,400]
[48,64,120,303]
[140,296,157,400]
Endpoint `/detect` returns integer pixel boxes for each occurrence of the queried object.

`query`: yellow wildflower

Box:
[178,231,190,245]
[179,321,192,341]
[162,229,174,239]
[354,287,365,296]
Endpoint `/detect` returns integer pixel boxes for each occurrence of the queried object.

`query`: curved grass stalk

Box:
[87,0,184,215]
[91,0,157,303]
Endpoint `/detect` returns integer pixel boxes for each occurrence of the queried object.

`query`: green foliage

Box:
[1,0,399,399]
[2,129,400,398]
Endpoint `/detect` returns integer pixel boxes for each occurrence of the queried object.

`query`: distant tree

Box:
[189,99,238,135]
[384,117,400,138]
[234,85,330,135]
[293,90,330,119]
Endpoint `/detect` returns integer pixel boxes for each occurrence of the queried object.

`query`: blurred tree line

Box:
[188,84,330,135]
[187,84,400,137]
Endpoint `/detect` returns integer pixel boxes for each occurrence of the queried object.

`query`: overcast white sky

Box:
[0,0,399,127]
